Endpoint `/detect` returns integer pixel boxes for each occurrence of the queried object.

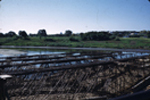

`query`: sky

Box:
[0,0,150,34]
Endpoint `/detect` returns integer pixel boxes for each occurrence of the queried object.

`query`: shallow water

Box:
[26,50,65,56]
[0,49,65,57]
[0,49,149,59]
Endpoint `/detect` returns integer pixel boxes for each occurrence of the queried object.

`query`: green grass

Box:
[1,36,150,49]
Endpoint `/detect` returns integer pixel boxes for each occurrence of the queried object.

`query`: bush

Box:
[129,35,140,38]
[13,36,19,40]
[24,37,30,40]
[147,32,150,38]
[69,37,79,42]
[80,31,111,41]
[109,34,116,40]
[44,39,55,42]
[115,37,120,41]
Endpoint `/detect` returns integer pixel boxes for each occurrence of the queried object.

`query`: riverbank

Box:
[0,46,150,53]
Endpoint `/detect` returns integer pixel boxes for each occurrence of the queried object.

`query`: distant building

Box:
[130,32,139,36]
[129,32,140,37]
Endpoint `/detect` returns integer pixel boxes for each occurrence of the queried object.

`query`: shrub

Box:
[80,31,111,41]
[44,39,55,42]
[24,37,30,40]
[147,31,150,38]
[13,36,19,40]
[115,37,120,41]
[69,37,79,42]
[129,35,140,38]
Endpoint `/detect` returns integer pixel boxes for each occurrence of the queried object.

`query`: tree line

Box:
[0,29,150,41]
[0,29,73,38]
[0,29,47,39]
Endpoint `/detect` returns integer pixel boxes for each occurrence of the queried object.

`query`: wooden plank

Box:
[0,55,115,68]
[8,61,115,75]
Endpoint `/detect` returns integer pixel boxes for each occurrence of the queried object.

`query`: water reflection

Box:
[0,49,149,59]
[26,51,65,56]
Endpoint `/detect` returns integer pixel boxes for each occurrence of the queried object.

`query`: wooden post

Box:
[0,75,12,100]
[0,79,5,100]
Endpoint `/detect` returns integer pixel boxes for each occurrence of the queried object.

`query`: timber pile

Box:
[0,51,150,100]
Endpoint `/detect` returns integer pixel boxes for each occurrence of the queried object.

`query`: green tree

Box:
[0,33,4,37]
[18,31,28,39]
[38,29,47,36]
[140,30,147,34]
[38,29,47,39]
[65,30,72,36]
[147,31,150,38]
[5,31,16,37]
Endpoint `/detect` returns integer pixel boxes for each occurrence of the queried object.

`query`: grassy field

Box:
[0,36,150,49]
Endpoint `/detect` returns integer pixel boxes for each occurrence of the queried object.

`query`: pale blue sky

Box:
[0,0,150,34]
